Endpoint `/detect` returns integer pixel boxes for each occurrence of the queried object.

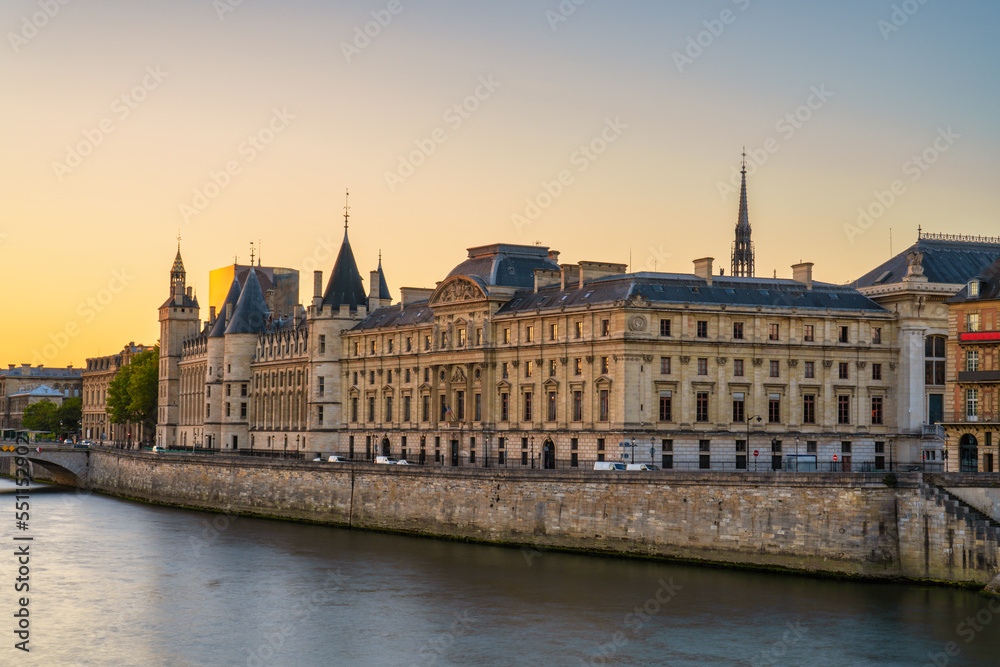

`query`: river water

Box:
[2,478,999,667]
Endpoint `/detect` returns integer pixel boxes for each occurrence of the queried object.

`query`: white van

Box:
[626,463,659,471]
[594,462,626,471]
[375,456,400,464]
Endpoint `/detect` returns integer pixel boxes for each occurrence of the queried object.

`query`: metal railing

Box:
[941,412,999,424]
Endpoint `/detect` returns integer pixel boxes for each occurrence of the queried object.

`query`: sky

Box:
[2,0,999,367]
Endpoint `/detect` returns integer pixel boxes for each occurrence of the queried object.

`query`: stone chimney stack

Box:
[791,262,814,290]
[312,271,323,308]
[693,257,714,286]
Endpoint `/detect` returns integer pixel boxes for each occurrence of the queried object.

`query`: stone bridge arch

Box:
[0,446,90,487]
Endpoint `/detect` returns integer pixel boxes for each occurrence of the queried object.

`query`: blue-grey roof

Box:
[351,302,433,331]
[947,256,1000,303]
[854,236,1000,288]
[446,243,560,290]
[495,273,889,315]
[10,384,66,398]
[210,276,243,338]
[377,259,391,301]
[322,230,367,311]
[1,366,82,379]
[225,266,270,334]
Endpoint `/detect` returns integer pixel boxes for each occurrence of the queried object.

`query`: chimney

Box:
[313,270,323,308]
[225,302,233,324]
[209,306,216,325]
[693,257,714,286]
[293,304,302,322]
[548,249,560,263]
[186,286,193,299]
[792,262,814,290]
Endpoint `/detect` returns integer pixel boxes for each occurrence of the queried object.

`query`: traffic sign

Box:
[753,450,759,457]
[833,454,838,462]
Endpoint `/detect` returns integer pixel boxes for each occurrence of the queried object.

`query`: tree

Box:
[22,400,60,433]
[106,347,159,442]
[59,396,82,433]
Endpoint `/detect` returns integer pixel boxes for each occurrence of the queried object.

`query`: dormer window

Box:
[968,280,980,297]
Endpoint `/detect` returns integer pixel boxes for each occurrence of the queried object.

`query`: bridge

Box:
[0,444,90,486]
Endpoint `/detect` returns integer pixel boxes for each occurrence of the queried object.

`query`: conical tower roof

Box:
[209,275,242,338]
[731,151,755,278]
[172,248,185,274]
[322,229,368,311]
[377,253,391,301]
[225,267,270,334]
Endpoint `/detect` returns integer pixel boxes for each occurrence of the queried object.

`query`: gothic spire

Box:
[322,190,368,311]
[731,149,755,278]
[376,250,391,301]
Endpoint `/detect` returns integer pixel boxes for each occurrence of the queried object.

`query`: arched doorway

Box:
[381,437,391,457]
[542,439,555,469]
[959,434,978,472]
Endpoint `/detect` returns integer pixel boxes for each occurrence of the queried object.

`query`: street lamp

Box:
[530,436,535,469]
[630,437,635,465]
[747,415,762,472]
[794,435,800,472]
[650,436,655,466]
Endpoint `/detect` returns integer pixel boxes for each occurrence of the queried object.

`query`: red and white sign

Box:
[753,450,759,457]
[833,454,839,462]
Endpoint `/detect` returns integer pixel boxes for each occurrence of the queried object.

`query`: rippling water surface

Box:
[3,478,999,666]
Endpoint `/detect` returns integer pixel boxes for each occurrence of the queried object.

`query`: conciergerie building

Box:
[155,173,999,471]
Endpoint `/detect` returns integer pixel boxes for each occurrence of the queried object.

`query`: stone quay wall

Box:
[76,451,1000,585]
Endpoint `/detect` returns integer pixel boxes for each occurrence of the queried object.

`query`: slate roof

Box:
[1,366,82,379]
[322,230,367,311]
[209,276,243,338]
[10,384,66,398]
[446,243,560,290]
[159,293,199,309]
[495,273,888,315]
[853,236,1000,288]
[377,258,391,301]
[947,256,1000,304]
[351,302,434,331]
[225,266,270,334]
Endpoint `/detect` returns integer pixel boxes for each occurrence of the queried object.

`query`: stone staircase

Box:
[920,482,1000,545]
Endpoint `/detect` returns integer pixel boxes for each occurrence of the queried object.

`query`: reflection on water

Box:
[4,478,999,666]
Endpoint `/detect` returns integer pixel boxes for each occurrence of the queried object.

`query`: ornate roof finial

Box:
[177,229,182,251]
[344,188,350,231]
[249,241,255,266]
[741,146,747,173]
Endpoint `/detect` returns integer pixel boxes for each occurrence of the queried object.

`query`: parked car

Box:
[375,456,400,464]
[594,462,626,471]
[626,463,659,471]
[328,456,349,463]
[72,443,90,449]
[396,459,412,465]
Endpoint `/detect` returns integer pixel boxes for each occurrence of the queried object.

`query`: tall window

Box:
[660,357,671,374]
[525,360,533,378]
[367,396,375,422]
[503,328,511,344]
[803,325,814,342]
[769,323,779,340]
[697,358,708,375]
[526,325,534,343]
[600,356,609,374]
[732,392,745,422]
[598,390,609,421]
[455,391,464,421]
[549,323,557,340]
[733,322,744,339]
[318,376,325,397]
[549,360,557,377]
[871,396,883,425]
[385,395,393,421]
[572,391,582,421]
[601,319,610,336]
[502,362,509,379]
[546,392,556,422]
[574,358,582,375]
[872,327,882,344]
[404,395,411,422]
[697,320,708,338]
[659,319,671,336]
[696,392,709,422]
[768,393,781,423]
[733,359,744,377]
[872,363,882,381]
[523,391,533,421]
[838,362,849,380]
[838,326,849,343]
[966,350,979,372]
[659,391,672,422]
[925,335,946,385]
[457,328,466,347]
[575,321,583,338]
[769,360,779,378]
[319,335,326,353]
[500,393,509,421]
[803,395,816,424]
[837,395,850,424]
[422,395,429,422]
[967,313,981,332]
[474,394,481,422]
[966,388,979,418]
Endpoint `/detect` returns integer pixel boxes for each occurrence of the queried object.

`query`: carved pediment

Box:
[430,276,487,305]
[496,379,511,390]
[543,377,559,389]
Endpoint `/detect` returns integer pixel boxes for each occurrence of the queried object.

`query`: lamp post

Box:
[649,436,655,466]
[794,435,800,472]
[483,430,489,468]
[630,437,635,465]
[530,436,535,469]
[889,438,894,472]
[747,415,762,472]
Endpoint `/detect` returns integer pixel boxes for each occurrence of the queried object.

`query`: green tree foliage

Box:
[106,347,159,440]
[22,400,60,432]
[59,396,82,433]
